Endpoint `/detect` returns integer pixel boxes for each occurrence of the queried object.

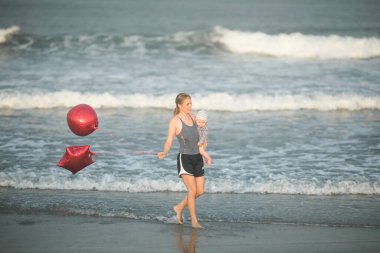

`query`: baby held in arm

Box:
[195,110,212,166]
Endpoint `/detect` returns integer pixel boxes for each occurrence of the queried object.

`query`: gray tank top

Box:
[176,115,200,155]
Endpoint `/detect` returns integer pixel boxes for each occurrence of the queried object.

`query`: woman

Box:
[157,93,204,229]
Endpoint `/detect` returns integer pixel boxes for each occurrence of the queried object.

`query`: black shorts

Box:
[177,153,204,178]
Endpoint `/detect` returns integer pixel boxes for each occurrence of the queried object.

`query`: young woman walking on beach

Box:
[157,93,204,229]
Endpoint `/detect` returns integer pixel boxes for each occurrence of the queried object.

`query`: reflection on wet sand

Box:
[175,226,198,253]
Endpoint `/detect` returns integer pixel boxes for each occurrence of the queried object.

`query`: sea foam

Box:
[5,26,380,59]
[0,26,19,44]
[211,26,380,59]
[0,171,378,195]
[0,91,379,111]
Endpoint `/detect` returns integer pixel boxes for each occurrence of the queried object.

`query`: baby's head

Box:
[196,110,208,128]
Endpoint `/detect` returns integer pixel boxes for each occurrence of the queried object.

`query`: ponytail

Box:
[173,106,180,116]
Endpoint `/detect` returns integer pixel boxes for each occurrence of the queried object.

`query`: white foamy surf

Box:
[0,91,379,111]
[0,26,20,44]
[4,25,380,59]
[0,171,378,195]
[212,26,380,59]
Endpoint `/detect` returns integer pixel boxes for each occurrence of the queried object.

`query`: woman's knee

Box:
[187,188,197,198]
[196,188,204,197]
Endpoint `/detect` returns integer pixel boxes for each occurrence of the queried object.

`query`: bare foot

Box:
[173,205,183,224]
[191,222,203,229]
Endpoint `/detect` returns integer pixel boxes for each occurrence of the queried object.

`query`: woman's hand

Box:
[157,152,167,159]
[157,118,177,160]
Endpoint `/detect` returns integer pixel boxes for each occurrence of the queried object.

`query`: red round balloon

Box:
[67,104,98,136]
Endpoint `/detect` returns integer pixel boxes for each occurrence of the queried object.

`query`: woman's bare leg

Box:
[173,175,204,228]
[173,205,184,224]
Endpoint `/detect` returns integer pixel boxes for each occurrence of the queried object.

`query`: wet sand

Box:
[1,213,379,253]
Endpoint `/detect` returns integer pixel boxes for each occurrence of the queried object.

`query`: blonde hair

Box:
[173,93,191,115]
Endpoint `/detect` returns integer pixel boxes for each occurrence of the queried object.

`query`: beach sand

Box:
[1,213,379,253]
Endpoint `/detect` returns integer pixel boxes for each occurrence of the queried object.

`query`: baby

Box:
[195,110,212,166]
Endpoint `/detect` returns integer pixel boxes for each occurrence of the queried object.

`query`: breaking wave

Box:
[0,26,20,44]
[3,26,380,59]
[0,91,379,111]
[0,171,378,195]
[212,26,380,59]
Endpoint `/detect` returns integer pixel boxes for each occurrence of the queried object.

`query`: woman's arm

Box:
[157,117,177,159]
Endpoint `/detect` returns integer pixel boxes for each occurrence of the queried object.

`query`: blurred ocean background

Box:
[0,0,379,227]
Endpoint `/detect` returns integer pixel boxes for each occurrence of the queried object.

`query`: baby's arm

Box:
[198,126,211,165]
[198,142,212,166]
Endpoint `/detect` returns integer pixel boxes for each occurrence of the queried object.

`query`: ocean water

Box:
[1,0,380,227]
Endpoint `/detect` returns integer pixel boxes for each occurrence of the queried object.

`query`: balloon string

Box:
[95,151,157,157]
[97,129,139,147]
[95,129,158,157]
[97,129,121,141]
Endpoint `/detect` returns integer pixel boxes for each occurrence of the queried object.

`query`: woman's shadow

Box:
[175,226,198,253]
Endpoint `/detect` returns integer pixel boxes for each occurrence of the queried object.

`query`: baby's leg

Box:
[199,145,212,166]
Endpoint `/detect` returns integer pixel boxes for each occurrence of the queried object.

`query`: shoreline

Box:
[2,188,379,228]
[1,213,379,253]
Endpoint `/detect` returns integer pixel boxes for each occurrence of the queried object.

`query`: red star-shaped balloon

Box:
[57,145,95,174]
